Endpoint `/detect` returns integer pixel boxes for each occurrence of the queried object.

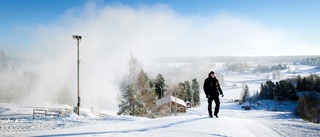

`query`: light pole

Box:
[73,35,82,115]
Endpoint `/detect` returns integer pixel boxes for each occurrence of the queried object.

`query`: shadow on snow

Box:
[33,117,208,137]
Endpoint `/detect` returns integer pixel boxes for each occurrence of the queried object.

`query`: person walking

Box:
[203,71,224,118]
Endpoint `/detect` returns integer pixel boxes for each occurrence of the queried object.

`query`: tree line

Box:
[296,74,320,93]
[227,63,287,73]
[260,74,320,101]
[259,74,320,123]
[260,79,298,101]
[297,57,320,66]
[117,54,200,118]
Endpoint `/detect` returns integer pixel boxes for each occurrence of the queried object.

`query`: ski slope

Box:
[1,89,320,137]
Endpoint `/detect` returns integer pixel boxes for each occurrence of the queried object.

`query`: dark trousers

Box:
[208,95,220,116]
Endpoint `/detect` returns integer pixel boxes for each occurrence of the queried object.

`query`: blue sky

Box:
[1,0,320,56]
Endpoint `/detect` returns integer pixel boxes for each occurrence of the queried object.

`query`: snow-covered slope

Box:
[1,92,320,137]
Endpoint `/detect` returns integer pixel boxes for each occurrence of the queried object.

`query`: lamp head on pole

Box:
[72,35,82,41]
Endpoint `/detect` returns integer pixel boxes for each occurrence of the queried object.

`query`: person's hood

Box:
[208,71,215,78]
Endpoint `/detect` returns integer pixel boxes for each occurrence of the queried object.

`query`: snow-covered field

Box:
[1,65,320,137]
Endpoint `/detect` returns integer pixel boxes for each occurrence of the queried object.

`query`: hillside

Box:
[1,88,320,137]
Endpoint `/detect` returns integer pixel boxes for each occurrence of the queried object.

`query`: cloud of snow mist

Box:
[2,1,318,111]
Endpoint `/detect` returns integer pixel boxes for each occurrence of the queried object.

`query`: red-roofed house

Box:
[156,96,187,113]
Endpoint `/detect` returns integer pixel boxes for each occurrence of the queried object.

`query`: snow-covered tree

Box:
[154,73,166,99]
[177,82,186,101]
[185,81,192,103]
[136,69,157,117]
[118,54,157,117]
[241,85,250,102]
[128,53,142,83]
[118,84,146,116]
[169,83,183,116]
[118,54,143,116]
[191,78,200,107]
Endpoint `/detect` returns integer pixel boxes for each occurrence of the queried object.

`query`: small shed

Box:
[156,96,187,113]
[186,101,192,108]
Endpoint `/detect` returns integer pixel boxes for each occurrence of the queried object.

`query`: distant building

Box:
[186,101,192,108]
[156,96,187,113]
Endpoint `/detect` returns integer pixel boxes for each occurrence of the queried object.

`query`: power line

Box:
[65,54,110,84]
[80,60,110,82]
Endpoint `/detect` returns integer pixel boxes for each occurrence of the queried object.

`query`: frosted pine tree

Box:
[191,78,200,107]
[185,81,193,103]
[154,73,166,99]
[118,54,145,116]
[135,69,157,117]
[118,84,145,116]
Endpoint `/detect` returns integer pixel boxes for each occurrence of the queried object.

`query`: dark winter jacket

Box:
[203,71,223,97]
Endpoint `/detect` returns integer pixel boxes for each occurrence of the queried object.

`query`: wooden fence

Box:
[33,108,73,119]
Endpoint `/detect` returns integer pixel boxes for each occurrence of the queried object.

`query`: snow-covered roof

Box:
[156,96,187,107]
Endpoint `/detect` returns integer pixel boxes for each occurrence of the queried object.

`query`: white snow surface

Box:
[1,95,320,137]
